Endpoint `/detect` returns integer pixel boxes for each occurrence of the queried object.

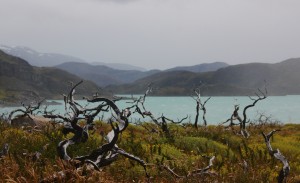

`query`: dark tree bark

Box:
[41,80,150,180]
[201,97,211,127]
[195,101,200,128]
[240,87,267,138]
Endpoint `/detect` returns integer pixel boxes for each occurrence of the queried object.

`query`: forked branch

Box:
[161,155,216,179]
[192,86,211,128]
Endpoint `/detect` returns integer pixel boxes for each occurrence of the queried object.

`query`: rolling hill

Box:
[91,62,146,71]
[55,62,229,87]
[0,50,99,104]
[166,62,229,72]
[55,62,160,86]
[106,58,300,96]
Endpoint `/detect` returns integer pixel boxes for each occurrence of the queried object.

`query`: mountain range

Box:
[0,45,230,87]
[55,62,160,86]
[1,44,300,97]
[91,62,146,71]
[55,62,228,87]
[106,59,300,96]
[0,45,86,67]
[0,50,99,105]
[166,62,229,72]
[0,45,147,70]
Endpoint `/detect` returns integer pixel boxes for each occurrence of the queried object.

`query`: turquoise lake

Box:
[1,95,300,124]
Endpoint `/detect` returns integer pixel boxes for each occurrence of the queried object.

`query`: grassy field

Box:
[0,121,300,182]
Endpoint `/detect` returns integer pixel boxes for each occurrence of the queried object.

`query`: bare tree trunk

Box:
[262,130,290,183]
[42,80,150,180]
[194,101,200,128]
[202,106,207,126]
[192,87,211,128]
[201,97,211,127]
[241,88,267,138]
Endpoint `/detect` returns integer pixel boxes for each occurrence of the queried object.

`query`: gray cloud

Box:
[92,0,138,4]
[1,0,300,69]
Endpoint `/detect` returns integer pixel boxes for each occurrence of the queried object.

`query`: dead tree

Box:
[191,87,211,128]
[0,112,8,123]
[241,87,267,137]
[221,104,242,132]
[156,114,188,140]
[222,86,267,138]
[7,98,46,127]
[262,130,290,183]
[161,155,216,178]
[125,84,160,128]
[250,112,280,128]
[8,98,44,121]
[42,81,150,180]
[125,84,155,121]
[127,84,187,140]
[0,143,9,158]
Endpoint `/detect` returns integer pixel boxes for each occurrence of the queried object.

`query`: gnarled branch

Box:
[262,130,289,183]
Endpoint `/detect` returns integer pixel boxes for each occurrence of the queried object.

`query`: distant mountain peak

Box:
[279,58,300,64]
[91,62,147,71]
[166,62,229,73]
[0,44,87,67]
[106,58,300,96]
[0,44,148,72]
[55,62,159,87]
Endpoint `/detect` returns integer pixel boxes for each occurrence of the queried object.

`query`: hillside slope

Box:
[166,62,229,72]
[0,50,99,104]
[106,58,300,96]
[91,62,146,71]
[0,45,86,67]
[55,62,159,86]
[56,62,230,87]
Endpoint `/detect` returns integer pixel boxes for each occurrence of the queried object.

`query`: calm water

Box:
[1,95,300,124]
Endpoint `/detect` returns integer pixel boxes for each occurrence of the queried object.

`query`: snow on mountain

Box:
[0,45,147,71]
[0,45,86,67]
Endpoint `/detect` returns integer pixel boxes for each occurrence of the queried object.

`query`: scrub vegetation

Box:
[1,122,300,182]
[0,81,299,183]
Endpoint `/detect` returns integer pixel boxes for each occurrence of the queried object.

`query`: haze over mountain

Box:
[166,62,229,73]
[0,45,146,71]
[2,44,300,97]
[2,0,300,70]
[0,44,231,88]
[55,62,159,86]
[0,45,86,67]
[0,50,99,104]
[56,61,229,87]
[106,58,300,96]
[91,62,146,71]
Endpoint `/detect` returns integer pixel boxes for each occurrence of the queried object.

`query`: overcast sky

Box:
[1,0,300,69]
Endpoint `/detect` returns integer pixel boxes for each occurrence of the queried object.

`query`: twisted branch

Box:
[262,130,289,183]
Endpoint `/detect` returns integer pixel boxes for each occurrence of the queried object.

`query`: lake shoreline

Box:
[1,96,300,123]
